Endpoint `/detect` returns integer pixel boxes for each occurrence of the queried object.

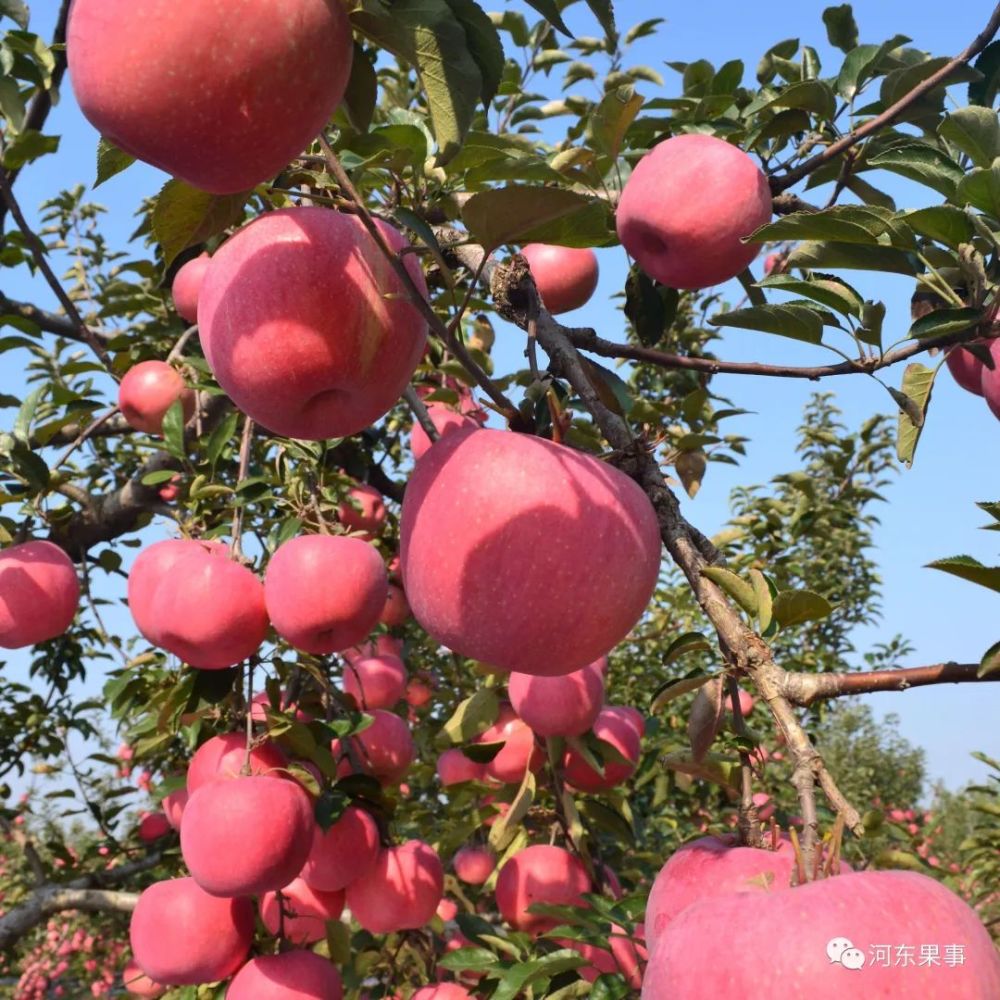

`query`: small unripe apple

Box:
[563,707,641,792]
[0,540,79,648]
[199,208,427,439]
[259,877,345,944]
[343,653,408,709]
[129,877,253,985]
[332,709,414,785]
[300,804,381,892]
[185,732,288,793]
[520,244,599,314]
[346,839,444,934]
[436,749,488,786]
[118,361,195,436]
[171,254,210,325]
[617,133,772,289]
[337,483,388,541]
[180,775,315,896]
[453,846,495,885]
[507,660,605,737]
[227,951,343,1000]
[265,534,388,655]
[494,844,591,934]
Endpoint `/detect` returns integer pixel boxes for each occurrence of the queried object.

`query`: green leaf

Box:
[447,0,505,107]
[909,306,980,340]
[0,76,26,133]
[926,555,1000,595]
[438,947,502,972]
[624,267,678,348]
[462,185,612,250]
[757,272,864,318]
[587,85,643,159]
[771,589,833,628]
[895,362,935,467]
[822,5,858,53]
[978,639,1000,679]
[750,569,773,632]
[845,175,896,210]
[745,108,811,151]
[1,129,58,169]
[747,79,837,121]
[701,566,758,616]
[660,749,741,791]
[584,0,616,46]
[151,180,248,270]
[940,106,1000,169]
[0,1,29,30]
[488,765,535,852]
[341,43,378,133]
[867,143,964,199]
[13,385,43,443]
[161,400,187,460]
[784,240,917,276]
[969,39,1000,107]
[858,299,885,348]
[650,672,713,712]
[204,409,240,468]
[625,18,665,45]
[95,138,136,188]
[900,206,974,250]
[440,688,499,745]
[688,677,723,762]
[140,469,180,486]
[710,303,825,345]
[663,631,714,666]
[955,160,1000,218]
[521,0,573,37]
[748,205,893,245]
[757,38,799,85]
[836,36,910,100]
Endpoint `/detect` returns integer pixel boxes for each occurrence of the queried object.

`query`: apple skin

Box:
[332,709,415,785]
[181,774,315,897]
[520,244,599,314]
[346,839,444,934]
[379,583,412,627]
[129,877,253,986]
[137,812,171,843]
[161,787,188,831]
[436,748,488,786]
[300,803,381,892]
[562,706,641,792]
[265,535,388,655]
[343,653,408,709]
[477,705,543,784]
[508,660,605,737]
[0,540,79,648]
[171,254,210,324]
[495,844,591,935]
[146,544,269,669]
[122,957,166,998]
[344,633,403,664]
[259,877,345,944]
[980,340,1000,417]
[118,361,196,436]
[946,342,986,396]
[643,869,1000,999]
[453,846,495,885]
[185,732,288,793]
[67,0,352,195]
[411,402,481,461]
[560,925,646,990]
[400,428,661,676]
[337,482,388,540]
[616,134,772,290]
[411,986,474,1000]
[227,951,344,1000]
[198,208,427,440]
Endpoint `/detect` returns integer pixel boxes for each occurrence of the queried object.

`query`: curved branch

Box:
[771,4,1000,193]
[0,293,110,345]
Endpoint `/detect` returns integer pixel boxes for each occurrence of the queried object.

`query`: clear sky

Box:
[1,1,997,799]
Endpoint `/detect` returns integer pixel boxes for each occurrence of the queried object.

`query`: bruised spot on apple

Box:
[118,361,195,436]
[0,540,79,649]
[226,950,344,1000]
[520,243,599,315]
[617,133,772,290]
[129,877,253,986]
[171,254,210,325]
[198,208,427,440]
[300,803,381,892]
[68,0,353,195]
[400,429,661,676]
[495,844,591,934]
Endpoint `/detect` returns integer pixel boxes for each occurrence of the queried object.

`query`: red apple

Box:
[68,0,352,195]
[227,951,343,1000]
[343,653,408,709]
[617,134,771,290]
[520,243,599,314]
[337,483,388,541]
[161,786,188,831]
[198,208,427,439]
[259,877,345,944]
[400,429,661,676]
[411,986,474,1000]
[129,877,253,985]
[436,749,488,786]
[118,361,195,436]
[137,812,171,843]
[171,254,210,324]
[333,709,414,785]
[185,732,288,793]
[478,705,543,784]
[734,688,755,717]
[605,704,645,739]
[563,706,641,792]
[406,676,434,708]
[343,632,402,664]
[946,342,986,395]
[346,839,444,934]
[437,898,459,922]
[265,534,387,654]
[181,775,314,897]
[411,402,482,461]
[122,957,165,998]
[453,846,495,885]
[980,340,1000,417]
[508,660,605,737]
[300,804,381,892]
[495,844,591,934]
[0,540,79,648]
[379,583,411,627]
[644,869,1000,998]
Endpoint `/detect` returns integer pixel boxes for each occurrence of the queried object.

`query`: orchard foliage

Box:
[0,0,998,997]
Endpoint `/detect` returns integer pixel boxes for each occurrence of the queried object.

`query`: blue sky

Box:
[1,1,997,799]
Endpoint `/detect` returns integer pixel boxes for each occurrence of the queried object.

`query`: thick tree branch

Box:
[0,293,111,345]
[771,4,1000,193]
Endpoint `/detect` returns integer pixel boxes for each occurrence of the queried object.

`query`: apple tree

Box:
[0,0,999,997]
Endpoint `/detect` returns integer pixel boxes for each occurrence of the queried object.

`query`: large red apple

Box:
[946,342,987,396]
[185,732,288,793]
[617,134,772,290]
[259,877,345,944]
[508,660,605,737]
[345,839,444,934]
[332,709,414,785]
[411,402,482,461]
[180,775,314,896]
[520,244,599,314]
[643,869,1000,998]
[227,951,343,1000]
[0,540,79,648]
[477,705,543,784]
[300,804,381,892]
[118,361,195,436]
[436,748,488,786]
[129,877,253,985]
[67,0,352,195]
[495,844,591,934]
[563,706,641,792]
[171,254,210,324]
[343,653,408,710]
[400,429,661,675]
[198,208,427,440]
[265,535,387,654]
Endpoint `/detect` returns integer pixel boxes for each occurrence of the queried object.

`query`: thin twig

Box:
[52,406,120,468]
[403,385,439,442]
[727,676,762,848]
[230,415,255,558]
